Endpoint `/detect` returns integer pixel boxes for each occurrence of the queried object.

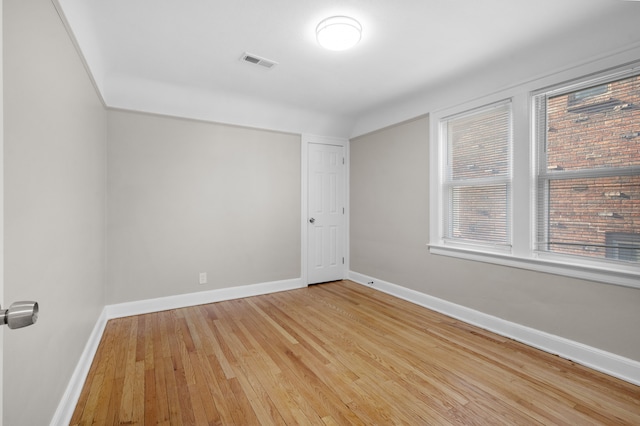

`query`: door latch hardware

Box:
[0,301,39,329]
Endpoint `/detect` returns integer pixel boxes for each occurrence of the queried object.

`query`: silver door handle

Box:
[309,218,315,224]
[0,301,39,329]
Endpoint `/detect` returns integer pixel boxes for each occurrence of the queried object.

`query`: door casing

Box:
[1,4,5,423]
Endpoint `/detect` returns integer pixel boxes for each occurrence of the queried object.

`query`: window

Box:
[440,101,512,249]
[534,72,640,266]
[567,83,608,105]
[606,233,640,262]
[430,63,640,288]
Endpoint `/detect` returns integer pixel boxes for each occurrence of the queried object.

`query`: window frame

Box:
[429,62,640,289]
[532,68,640,271]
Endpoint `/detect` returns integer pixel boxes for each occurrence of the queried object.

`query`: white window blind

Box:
[534,72,640,264]
[441,101,512,248]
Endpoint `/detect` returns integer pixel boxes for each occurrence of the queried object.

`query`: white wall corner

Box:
[348,271,640,387]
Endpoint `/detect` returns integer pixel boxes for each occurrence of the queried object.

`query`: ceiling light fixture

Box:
[316,16,362,51]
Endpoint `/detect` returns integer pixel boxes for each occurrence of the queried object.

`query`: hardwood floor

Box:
[71,280,640,425]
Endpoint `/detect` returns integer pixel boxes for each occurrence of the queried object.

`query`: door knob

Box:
[0,301,39,329]
[309,218,315,224]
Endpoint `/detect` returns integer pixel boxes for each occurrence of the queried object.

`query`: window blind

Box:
[442,101,512,247]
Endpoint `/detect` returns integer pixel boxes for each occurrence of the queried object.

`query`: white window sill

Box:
[427,244,640,289]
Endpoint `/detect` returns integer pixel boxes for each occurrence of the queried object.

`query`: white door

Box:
[308,143,345,284]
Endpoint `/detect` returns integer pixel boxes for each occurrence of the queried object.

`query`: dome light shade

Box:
[316,16,362,51]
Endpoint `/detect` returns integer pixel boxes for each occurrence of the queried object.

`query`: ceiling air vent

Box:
[241,53,278,69]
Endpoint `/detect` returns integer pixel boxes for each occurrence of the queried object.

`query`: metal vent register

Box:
[241,52,278,69]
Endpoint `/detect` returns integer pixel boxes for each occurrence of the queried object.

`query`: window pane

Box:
[606,233,640,262]
[569,84,608,104]
[546,75,640,171]
[448,103,510,180]
[448,185,509,244]
[539,175,640,262]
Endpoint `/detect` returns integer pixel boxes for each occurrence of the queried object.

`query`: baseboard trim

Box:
[348,271,640,387]
[105,278,304,319]
[51,277,305,425]
[50,308,109,426]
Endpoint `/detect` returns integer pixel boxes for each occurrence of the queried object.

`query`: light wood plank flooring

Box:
[71,280,640,425]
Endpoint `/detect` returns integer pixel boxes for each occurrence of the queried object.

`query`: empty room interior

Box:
[3,0,640,424]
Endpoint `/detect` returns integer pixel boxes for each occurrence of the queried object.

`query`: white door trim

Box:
[1,3,5,423]
[301,134,349,285]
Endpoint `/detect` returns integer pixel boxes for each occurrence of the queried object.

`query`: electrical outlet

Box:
[199,272,207,285]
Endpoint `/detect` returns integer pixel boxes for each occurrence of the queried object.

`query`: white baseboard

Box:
[348,271,640,387]
[50,308,109,426]
[50,277,305,425]
[105,277,304,319]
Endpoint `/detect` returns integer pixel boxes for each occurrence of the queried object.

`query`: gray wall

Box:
[4,0,107,424]
[350,115,640,362]
[107,110,301,304]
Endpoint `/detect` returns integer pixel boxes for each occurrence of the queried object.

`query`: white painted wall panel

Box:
[107,110,301,304]
[4,0,107,424]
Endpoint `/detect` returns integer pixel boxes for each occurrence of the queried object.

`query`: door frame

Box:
[1,3,5,424]
[301,134,349,286]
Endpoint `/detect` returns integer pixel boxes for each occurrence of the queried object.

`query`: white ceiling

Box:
[57,0,640,137]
